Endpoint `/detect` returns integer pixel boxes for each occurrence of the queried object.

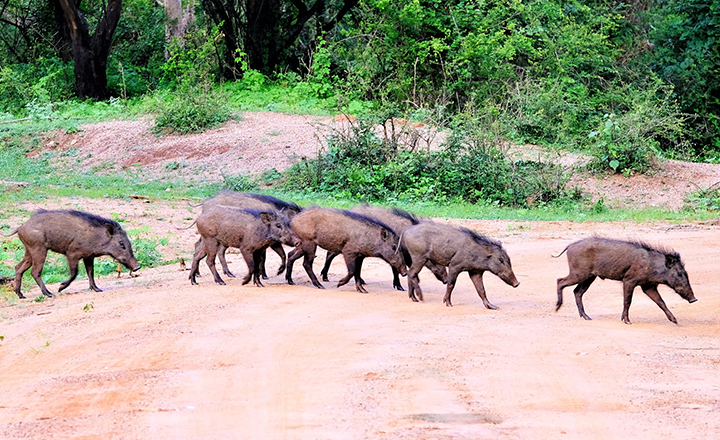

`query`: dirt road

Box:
[1,214,719,439]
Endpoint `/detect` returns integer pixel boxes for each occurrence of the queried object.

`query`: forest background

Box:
[0,0,719,209]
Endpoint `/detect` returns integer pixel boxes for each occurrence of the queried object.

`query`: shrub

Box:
[280,110,581,207]
[153,87,230,134]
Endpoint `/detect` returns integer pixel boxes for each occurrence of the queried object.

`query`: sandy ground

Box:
[1,197,719,439]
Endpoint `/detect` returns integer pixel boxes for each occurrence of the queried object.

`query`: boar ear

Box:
[105,223,116,236]
[259,212,272,225]
[380,228,388,240]
[665,253,679,268]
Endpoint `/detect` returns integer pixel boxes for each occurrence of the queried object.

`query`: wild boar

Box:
[320,204,448,290]
[401,223,520,307]
[11,209,140,299]
[285,207,407,292]
[554,237,697,324]
[193,191,302,278]
[189,206,297,287]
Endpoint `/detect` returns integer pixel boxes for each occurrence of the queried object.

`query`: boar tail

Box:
[3,228,19,237]
[186,201,204,209]
[176,219,199,231]
[396,230,407,255]
[551,245,570,259]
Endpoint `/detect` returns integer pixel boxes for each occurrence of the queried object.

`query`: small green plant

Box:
[221,171,258,192]
[686,183,720,211]
[33,294,46,303]
[83,301,94,312]
[126,227,169,268]
[587,113,655,174]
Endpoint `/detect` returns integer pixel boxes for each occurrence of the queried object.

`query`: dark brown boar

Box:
[554,237,697,325]
[189,207,297,287]
[319,205,448,290]
[193,191,302,278]
[285,207,407,292]
[401,223,519,307]
[11,209,140,299]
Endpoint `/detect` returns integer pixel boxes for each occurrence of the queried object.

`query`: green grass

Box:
[1,83,717,226]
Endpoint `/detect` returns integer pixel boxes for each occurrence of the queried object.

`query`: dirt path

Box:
[1,201,719,439]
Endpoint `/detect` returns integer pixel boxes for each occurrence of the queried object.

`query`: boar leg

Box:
[189,242,206,285]
[556,272,591,312]
[217,244,235,278]
[13,252,32,299]
[641,284,677,324]
[573,276,596,320]
[28,249,54,297]
[203,239,226,286]
[58,256,80,292]
[301,242,324,289]
[442,266,462,307]
[254,249,267,286]
[285,246,303,285]
[240,247,263,287]
[270,242,287,277]
[83,257,103,292]
[469,270,498,310]
[320,251,339,282]
[407,256,426,302]
[621,282,638,325]
[391,267,404,291]
[192,239,204,278]
[337,254,366,293]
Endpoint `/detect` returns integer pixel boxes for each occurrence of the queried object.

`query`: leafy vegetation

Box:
[279,110,581,208]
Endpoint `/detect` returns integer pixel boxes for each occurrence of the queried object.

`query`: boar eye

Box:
[119,241,126,250]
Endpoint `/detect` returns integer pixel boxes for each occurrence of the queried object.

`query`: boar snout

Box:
[124,259,141,272]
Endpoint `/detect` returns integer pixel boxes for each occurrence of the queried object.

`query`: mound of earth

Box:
[38,111,720,209]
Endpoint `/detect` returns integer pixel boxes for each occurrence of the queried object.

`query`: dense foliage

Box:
[280,113,581,208]
[0,0,718,178]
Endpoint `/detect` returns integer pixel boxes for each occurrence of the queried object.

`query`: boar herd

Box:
[7,191,698,325]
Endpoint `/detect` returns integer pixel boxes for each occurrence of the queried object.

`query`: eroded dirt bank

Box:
[1,200,719,439]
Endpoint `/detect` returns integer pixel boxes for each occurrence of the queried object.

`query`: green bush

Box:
[280,111,581,208]
[153,87,230,134]
[153,24,231,134]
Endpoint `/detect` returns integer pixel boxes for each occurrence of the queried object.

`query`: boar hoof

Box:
[91,286,103,292]
[394,283,405,291]
[44,292,55,298]
[215,280,226,286]
[225,272,236,278]
[321,276,330,282]
[444,301,453,307]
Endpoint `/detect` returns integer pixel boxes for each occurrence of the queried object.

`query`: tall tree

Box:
[201,0,359,78]
[56,0,122,99]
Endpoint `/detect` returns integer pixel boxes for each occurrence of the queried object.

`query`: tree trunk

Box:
[56,0,122,100]
[164,0,195,59]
